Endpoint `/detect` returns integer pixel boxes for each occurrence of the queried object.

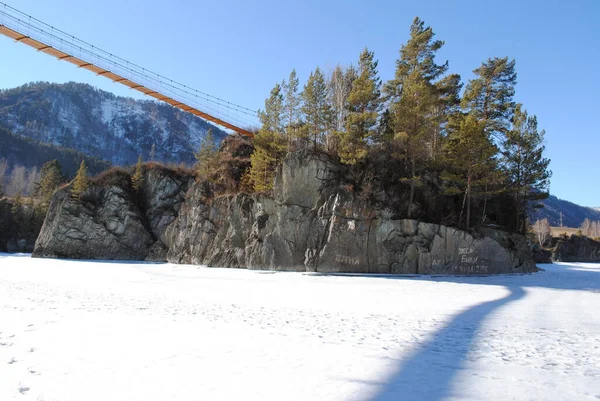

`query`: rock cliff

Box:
[553,235,600,263]
[34,152,537,274]
[33,166,192,261]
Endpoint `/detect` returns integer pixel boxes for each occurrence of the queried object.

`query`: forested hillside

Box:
[0,82,227,166]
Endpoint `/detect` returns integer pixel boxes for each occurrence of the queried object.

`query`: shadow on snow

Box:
[361,286,526,401]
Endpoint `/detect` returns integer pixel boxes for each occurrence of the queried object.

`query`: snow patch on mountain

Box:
[0,82,227,166]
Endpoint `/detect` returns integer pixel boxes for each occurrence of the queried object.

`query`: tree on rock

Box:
[283,69,301,144]
[462,57,517,140]
[442,113,500,229]
[385,17,450,217]
[71,160,89,201]
[131,155,144,191]
[301,67,332,149]
[35,160,64,207]
[502,104,551,233]
[249,83,288,192]
[338,48,381,165]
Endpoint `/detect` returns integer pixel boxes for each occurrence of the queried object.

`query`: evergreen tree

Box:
[384,17,448,100]
[283,69,301,142]
[301,67,332,149]
[431,73,462,158]
[35,159,64,207]
[502,104,551,233]
[385,17,451,217]
[442,113,500,229]
[338,48,381,165]
[71,160,89,201]
[462,57,517,140]
[258,84,284,134]
[249,129,287,192]
[249,84,288,191]
[195,129,218,179]
[132,155,144,191]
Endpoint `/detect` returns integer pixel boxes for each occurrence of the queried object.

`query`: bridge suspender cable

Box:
[0,2,257,137]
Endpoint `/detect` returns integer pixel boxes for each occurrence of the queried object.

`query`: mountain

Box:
[530,195,600,227]
[0,126,110,177]
[0,82,227,166]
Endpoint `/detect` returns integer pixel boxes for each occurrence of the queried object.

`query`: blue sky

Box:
[0,0,598,206]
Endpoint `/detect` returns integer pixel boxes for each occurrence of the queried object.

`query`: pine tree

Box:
[502,104,552,233]
[131,155,144,191]
[283,69,301,143]
[249,84,288,191]
[35,159,64,207]
[385,17,452,217]
[71,160,89,201]
[431,73,462,159]
[195,129,219,180]
[301,67,332,149]
[338,48,381,165]
[442,113,500,229]
[258,83,284,134]
[462,57,517,140]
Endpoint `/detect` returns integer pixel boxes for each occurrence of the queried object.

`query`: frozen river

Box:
[1,254,599,400]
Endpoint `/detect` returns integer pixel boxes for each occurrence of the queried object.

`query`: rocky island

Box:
[33,149,537,274]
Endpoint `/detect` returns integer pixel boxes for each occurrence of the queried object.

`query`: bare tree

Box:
[25,166,39,196]
[327,64,356,152]
[6,165,27,197]
[533,218,551,247]
[592,220,599,238]
[581,218,592,237]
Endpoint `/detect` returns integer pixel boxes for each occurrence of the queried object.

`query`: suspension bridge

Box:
[0,2,258,137]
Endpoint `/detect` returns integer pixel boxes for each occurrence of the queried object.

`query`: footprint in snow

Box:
[18,385,30,394]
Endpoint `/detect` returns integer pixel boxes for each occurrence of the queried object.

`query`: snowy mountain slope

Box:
[0,82,227,166]
[1,255,599,401]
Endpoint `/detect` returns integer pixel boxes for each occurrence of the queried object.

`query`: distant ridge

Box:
[530,195,600,227]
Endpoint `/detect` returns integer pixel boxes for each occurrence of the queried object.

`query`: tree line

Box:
[0,159,67,251]
[239,17,551,234]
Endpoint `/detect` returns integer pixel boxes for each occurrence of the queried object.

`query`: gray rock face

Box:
[36,152,537,274]
[553,235,600,263]
[33,186,153,260]
[33,167,191,261]
[164,152,536,274]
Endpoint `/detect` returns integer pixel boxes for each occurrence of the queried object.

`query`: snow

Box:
[0,254,599,401]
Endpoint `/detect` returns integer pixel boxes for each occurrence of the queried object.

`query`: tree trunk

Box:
[459,188,467,229]
[482,180,488,224]
[466,175,471,230]
[408,157,416,218]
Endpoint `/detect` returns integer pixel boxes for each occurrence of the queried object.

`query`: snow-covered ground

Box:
[1,254,599,401]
